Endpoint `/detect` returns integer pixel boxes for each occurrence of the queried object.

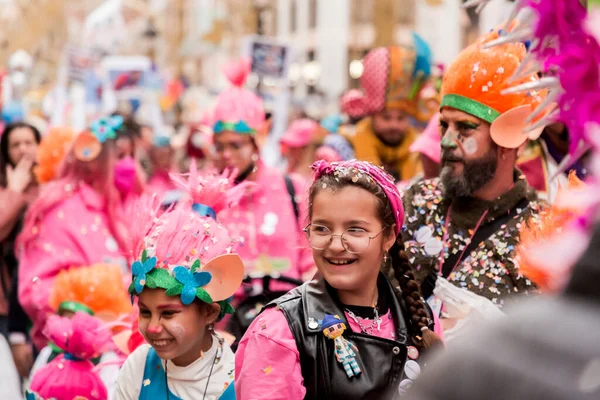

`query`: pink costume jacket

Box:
[218,162,315,295]
[18,183,128,349]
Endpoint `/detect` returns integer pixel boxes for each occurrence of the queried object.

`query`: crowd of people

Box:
[0,0,599,399]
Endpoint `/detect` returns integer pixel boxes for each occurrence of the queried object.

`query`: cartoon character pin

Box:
[322,314,362,378]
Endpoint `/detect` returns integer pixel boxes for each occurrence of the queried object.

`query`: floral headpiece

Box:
[73,116,124,162]
[311,160,405,236]
[128,162,247,316]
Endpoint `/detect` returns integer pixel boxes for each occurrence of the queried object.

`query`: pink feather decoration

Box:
[29,313,112,400]
[525,0,600,154]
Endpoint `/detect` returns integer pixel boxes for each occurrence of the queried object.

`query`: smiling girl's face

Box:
[138,289,219,366]
[309,185,396,296]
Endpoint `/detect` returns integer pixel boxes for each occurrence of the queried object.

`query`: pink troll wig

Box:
[128,160,252,267]
[29,312,113,400]
[18,134,131,256]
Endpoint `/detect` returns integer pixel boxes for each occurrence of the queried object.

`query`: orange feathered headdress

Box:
[33,127,75,184]
[49,264,132,321]
[440,25,548,148]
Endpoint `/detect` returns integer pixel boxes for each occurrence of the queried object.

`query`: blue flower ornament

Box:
[172,264,213,305]
[90,115,124,143]
[131,255,157,294]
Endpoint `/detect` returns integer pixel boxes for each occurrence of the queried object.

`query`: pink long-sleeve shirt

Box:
[18,183,128,349]
[218,163,315,293]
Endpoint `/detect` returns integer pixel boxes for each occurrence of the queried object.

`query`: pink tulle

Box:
[311,160,404,235]
[30,313,111,400]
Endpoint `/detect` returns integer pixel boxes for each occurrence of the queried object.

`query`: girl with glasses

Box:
[235,160,443,399]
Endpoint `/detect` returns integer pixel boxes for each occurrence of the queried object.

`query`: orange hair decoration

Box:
[34,127,75,184]
[49,264,132,323]
[440,25,549,148]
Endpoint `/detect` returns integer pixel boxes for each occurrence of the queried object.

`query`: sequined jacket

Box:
[401,171,544,307]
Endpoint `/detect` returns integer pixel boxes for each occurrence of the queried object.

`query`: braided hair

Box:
[308,172,441,350]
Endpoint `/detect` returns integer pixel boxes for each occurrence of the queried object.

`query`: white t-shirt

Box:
[115,336,235,400]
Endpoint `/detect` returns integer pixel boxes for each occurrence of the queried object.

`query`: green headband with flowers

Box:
[129,248,243,316]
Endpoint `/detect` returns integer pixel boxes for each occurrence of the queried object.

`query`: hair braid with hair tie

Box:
[386,239,441,350]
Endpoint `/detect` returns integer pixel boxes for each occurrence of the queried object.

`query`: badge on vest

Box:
[321,314,362,379]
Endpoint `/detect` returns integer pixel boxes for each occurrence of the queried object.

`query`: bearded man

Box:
[401,28,547,306]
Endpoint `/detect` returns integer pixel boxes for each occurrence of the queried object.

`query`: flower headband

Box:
[73,116,124,162]
[311,160,405,236]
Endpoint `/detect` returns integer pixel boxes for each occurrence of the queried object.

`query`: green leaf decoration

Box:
[165,282,184,297]
[150,268,174,289]
[145,274,157,289]
[196,287,213,304]
[190,259,201,273]
[219,301,235,315]
[128,281,135,294]
[141,249,148,263]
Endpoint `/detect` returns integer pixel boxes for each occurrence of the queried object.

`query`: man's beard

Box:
[440,149,498,199]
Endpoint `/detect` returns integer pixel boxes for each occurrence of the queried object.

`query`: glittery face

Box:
[138,288,219,367]
[439,109,498,198]
[309,186,395,297]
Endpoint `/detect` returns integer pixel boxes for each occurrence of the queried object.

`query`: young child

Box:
[236,160,443,399]
[115,163,245,400]
[27,312,113,400]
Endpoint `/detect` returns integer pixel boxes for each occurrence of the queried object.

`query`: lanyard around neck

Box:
[438,205,489,277]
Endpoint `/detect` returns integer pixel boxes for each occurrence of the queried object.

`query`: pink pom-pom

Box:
[222,58,252,88]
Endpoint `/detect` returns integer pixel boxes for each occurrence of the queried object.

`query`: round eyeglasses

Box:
[303,224,387,254]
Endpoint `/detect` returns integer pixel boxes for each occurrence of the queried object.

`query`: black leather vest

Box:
[264,274,413,400]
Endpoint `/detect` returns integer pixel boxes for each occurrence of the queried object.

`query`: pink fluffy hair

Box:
[29,312,113,400]
[129,160,252,267]
[18,136,131,256]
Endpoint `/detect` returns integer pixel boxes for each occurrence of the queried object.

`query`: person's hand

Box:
[6,156,34,193]
[11,342,33,378]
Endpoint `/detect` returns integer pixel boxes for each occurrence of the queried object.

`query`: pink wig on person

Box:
[128,160,252,270]
[211,58,266,134]
[29,312,113,400]
[18,132,131,256]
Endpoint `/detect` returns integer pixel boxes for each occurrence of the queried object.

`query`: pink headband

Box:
[311,160,405,236]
